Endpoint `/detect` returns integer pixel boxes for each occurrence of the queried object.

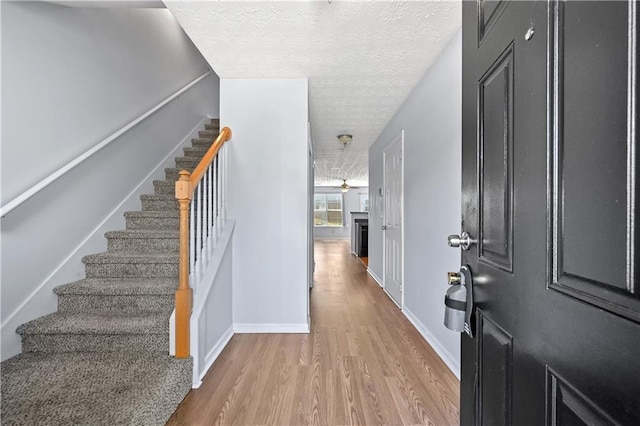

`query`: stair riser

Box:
[58,294,174,315]
[21,334,169,353]
[175,158,201,169]
[142,198,179,211]
[125,216,179,231]
[165,169,182,181]
[198,130,216,138]
[191,138,214,148]
[205,123,219,130]
[183,148,209,158]
[84,263,178,278]
[154,181,175,195]
[107,237,179,253]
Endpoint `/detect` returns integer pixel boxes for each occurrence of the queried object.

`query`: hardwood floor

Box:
[167,240,459,425]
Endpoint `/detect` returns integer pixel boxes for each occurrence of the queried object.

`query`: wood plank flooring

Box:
[167,240,459,425]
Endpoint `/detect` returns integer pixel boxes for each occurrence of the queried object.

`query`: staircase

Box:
[0,119,220,425]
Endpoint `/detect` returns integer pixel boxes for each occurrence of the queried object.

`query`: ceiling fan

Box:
[338,179,361,193]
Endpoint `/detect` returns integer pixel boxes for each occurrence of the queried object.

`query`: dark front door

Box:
[460,1,640,424]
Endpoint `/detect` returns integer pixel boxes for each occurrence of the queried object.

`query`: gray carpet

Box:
[1,353,192,426]
[0,119,219,425]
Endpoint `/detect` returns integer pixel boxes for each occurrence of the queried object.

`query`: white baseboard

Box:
[402,306,460,379]
[233,323,310,333]
[367,268,383,287]
[193,325,234,388]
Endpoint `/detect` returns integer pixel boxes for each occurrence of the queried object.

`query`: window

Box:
[314,194,343,226]
[359,194,369,212]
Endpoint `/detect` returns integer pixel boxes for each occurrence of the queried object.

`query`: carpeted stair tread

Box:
[124,210,179,219]
[54,278,176,296]
[105,229,179,239]
[106,229,179,253]
[82,252,179,264]
[1,352,192,426]
[82,253,178,278]
[17,312,169,336]
[140,194,176,201]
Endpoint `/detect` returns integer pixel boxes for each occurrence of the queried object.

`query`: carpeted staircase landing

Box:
[1,119,220,426]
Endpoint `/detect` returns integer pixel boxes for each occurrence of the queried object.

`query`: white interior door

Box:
[383,132,403,307]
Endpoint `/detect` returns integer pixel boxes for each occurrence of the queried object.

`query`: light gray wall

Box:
[222,79,309,331]
[368,30,462,376]
[313,186,368,240]
[1,2,219,204]
[1,1,219,360]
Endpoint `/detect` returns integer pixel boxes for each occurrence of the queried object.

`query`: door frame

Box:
[382,130,405,309]
[307,123,313,327]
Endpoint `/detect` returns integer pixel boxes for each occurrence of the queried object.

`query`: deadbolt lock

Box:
[448,272,461,285]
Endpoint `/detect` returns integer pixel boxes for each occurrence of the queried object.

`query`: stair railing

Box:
[174,126,232,358]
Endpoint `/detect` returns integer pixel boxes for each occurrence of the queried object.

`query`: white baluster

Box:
[218,152,223,235]
[222,145,227,225]
[213,156,219,244]
[196,180,203,281]
[189,188,195,277]
[208,163,213,252]
[201,171,208,271]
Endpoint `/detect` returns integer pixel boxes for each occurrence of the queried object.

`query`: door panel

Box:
[461,1,640,425]
[549,0,640,322]
[478,311,513,426]
[546,366,621,426]
[479,0,511,44]
[478,43,514,272]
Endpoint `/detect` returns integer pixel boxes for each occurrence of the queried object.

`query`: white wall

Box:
[368,30,462,376]
[313,186,368,240]
[222,79,310,332]
[1,1,219,360]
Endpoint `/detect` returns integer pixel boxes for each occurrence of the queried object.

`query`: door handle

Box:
[447,232,476,250]
[381,225,387,230]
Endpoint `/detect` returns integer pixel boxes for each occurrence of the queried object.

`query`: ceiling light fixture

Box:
[337,134,353,148]
[341,179,350,193]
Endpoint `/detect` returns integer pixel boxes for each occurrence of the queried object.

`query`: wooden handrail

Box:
[174,126,232,358]
[189,127,232,190]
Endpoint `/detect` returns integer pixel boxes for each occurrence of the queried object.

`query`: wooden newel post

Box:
[175,170,192,358]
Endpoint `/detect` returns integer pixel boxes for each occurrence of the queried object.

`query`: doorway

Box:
[383,131,404,308]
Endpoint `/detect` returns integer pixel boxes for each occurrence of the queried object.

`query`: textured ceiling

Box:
[165,0,461,187]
